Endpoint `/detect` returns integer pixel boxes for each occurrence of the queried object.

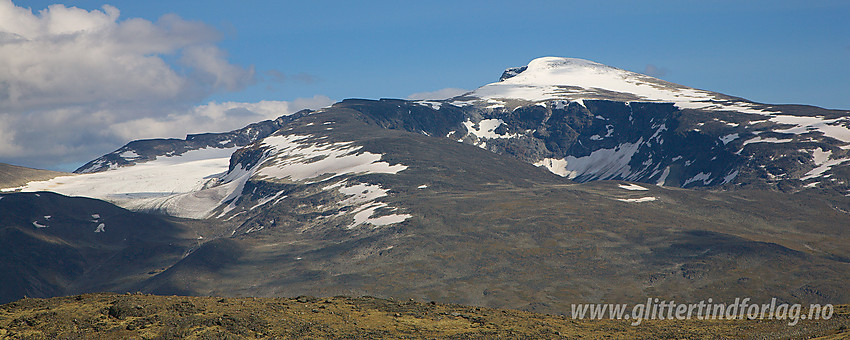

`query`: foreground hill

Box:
[1,293,848,339]
[0,163,65,188]
[0,192,198,304]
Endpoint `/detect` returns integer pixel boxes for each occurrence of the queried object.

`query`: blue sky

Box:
[2,0,849,170]
[21,0,850,107]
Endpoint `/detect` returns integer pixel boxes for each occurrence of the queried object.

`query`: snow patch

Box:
[119,150,141,159]
[742,136,794,145]
[616,197,657,203]
[416,101,443,110]
[256,135,408,182]
[338,182,389,206]
[448,99,477,107]
[560,139,644,180]
[720,133,739,145]
[683,172,712,186]
[618,183,648,191]
[771,115,850,145]
[320,181,412,229]
[249,191,288,211]
[721,170,739,185]
[656,166,671,186]
[534,158,569,177]
[463,119,517,139]
[95,223,105,233]
[533,140,644,181]
[649,124,666,142]
[802,148,850,180]
[347,203,411,229]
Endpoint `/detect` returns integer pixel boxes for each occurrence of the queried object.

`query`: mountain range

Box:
[1,57,848,314]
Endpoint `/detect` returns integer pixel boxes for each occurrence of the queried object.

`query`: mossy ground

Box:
[1,293,848,339]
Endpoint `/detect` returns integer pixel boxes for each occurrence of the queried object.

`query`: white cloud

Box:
[181,44,256,92]
[406,88,469,100]
[0,1,329,170]
[110,96,333,142]
[0,2,233,110]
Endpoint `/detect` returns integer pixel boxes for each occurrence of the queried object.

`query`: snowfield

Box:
[5,134,412,226]
[6,147,237,218]
[256,135,407,182]
[532,139,645,181]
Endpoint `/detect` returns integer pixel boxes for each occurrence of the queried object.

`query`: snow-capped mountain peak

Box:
[466,56,771,114]
[504,57,615,78]
[498,57,664,89]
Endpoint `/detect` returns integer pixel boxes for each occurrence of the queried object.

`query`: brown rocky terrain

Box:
[1,293,848,339]
[0,163,65,189]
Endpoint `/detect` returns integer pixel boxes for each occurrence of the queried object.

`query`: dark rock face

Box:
[333,99,467,138]
[479,100,745,187]
[499,66,528,81]
[340,97,849,193]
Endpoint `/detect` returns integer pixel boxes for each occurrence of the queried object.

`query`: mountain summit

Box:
[469,56,770,114]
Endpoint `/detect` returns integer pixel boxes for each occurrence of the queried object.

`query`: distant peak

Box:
[502,56,627,84]
[467,56,756,112]
[500,57,613,82]
[525,56,607,70]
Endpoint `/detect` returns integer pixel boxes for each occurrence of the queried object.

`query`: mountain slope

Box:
[0,192,197,304]
[0,163,66,188]
[1,56,848,314]
[122,110,850,313]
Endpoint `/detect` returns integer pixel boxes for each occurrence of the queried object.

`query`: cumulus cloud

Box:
[0,1,328,170]
[643,64,669,78]
[0,3,237,110]
[406,88,469,100]
[109,96,333,142]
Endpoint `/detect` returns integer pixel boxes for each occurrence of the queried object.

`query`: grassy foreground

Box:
[0,293,847,339]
